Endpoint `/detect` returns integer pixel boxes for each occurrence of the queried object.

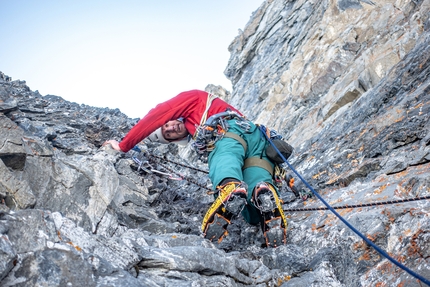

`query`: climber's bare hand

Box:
[102,140,122,151]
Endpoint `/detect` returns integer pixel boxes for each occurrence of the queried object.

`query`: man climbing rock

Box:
[103,89,288,247]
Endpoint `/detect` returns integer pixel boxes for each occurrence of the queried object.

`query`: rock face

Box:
[0,0,430,286]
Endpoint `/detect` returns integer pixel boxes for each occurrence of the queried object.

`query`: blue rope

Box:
[259,126,430,286]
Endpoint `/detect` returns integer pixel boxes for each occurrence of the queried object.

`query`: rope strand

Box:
[148,153,209,174]
[258,125,430,286]
[284,195,430,212]
[147,150,430,210]
[140,144,430,285]
[155,161,213,193]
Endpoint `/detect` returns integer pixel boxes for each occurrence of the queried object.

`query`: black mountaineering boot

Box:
[202,180,248,243]
[252,181,287,247]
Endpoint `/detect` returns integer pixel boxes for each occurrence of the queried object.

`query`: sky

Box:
[1,1,263,119]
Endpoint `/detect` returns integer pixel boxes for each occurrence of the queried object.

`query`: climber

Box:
[103,89,287,247]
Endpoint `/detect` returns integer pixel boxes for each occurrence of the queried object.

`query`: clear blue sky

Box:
[0,1,263,118]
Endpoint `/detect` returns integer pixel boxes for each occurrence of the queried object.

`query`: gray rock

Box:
[0,116,26,170]
[0,159,36,209]
[0,0,430,286]
[0,235,16,282]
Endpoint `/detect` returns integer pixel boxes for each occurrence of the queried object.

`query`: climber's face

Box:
[162,120,188,141]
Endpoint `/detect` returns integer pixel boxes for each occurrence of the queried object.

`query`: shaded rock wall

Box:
[0,0,430,286]
[226,0,429,147]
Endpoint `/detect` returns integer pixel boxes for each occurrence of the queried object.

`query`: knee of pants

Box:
[208,137,245,187]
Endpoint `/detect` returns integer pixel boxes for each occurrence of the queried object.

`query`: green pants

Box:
[208,119,275,225]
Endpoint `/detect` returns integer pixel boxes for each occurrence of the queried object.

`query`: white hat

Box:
[148,127,170,144]
[148,127,189,146]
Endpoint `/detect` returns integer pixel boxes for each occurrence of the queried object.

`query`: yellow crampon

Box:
[253,182,288,247]
[202,181,247,242]
[267,183,288,230]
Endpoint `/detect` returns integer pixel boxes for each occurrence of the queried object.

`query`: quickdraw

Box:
[131,149,182,180]
[131,146,212,191]
[284,174,313,201]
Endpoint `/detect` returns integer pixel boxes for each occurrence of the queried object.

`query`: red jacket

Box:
[119,90,241,152]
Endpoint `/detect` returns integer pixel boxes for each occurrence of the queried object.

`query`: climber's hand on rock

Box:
[102,140,122,151]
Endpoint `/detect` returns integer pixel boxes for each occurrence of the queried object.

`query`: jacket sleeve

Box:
[118,90,202,152]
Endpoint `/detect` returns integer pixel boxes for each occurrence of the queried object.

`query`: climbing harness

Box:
[191,110,248,154]
[258,125,430,286]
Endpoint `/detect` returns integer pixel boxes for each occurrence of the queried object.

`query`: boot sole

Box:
[204,213,230,243]
[224,191,247,215]
[263,217,286,247]
[254,183,288,247]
